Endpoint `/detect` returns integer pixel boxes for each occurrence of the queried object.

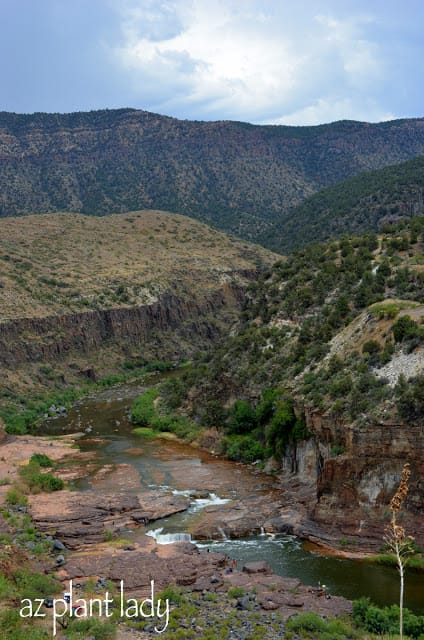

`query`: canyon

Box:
[0,211,274,393]
[1,208,423,640]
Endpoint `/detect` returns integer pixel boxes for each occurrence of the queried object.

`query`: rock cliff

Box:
[0,287,243,367]
[0,211,276,391]
[278,408,424,549]
[0,285,249,389]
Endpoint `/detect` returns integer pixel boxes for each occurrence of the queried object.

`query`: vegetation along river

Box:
[44,376,424,613]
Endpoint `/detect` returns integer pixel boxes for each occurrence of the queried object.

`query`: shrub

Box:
[396,374,424,421]
[199,400,227,428]
[0,574,14,599]
[63,617,115,639]
[2,414,28,435]
[363,604,395,634]
[265,398,305,457]
[131,389,158,426]
[103,529,114,542]
[352,596,371,626]
[392,314,421,342]
[14,569,58,600]
[286,611,358,639]
[362,339,381,355]
[5,488,28,507]
[29,453,53,468]
[286,612,325,633]
[353,598,424,639]
[157,585,184,605]
[0,609,50,640]
[20,466,64,493]
[223,435,265,463]
[157,415,197,440]
[227,400,257,434]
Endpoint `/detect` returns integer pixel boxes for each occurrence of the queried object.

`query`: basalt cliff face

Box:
[278,408,424,549]
[0,285,245,383]
[0,211,276,392]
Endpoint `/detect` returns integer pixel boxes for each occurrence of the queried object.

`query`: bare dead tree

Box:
[383,462,414,640]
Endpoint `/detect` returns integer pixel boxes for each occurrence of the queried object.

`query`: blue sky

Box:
[1,0,423,125]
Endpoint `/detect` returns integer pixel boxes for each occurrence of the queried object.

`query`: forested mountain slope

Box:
[171,218,424,430]
[2,109,424,240]
[261,156,424,251]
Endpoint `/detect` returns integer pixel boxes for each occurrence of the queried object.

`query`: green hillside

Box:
[261,156,424,252]
[164,217,424,439]
[152,218,424,552]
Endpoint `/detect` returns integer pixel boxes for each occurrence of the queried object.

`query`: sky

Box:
[0,0,423,125]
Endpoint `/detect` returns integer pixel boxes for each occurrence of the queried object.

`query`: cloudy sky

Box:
[1,0,423,125]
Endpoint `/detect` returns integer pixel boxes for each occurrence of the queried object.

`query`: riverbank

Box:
[0,360,178,436]
[0,430,354,640]
[1,379,424,619]
[4,368,421,563]
[0,397,385,562]
[18,372,420,565]
[0,428,82,502]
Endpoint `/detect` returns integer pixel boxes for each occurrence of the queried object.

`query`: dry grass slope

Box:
[0,210,278,321]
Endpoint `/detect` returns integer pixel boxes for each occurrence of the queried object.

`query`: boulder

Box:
[242,561,272,575]
[52,539,66,551]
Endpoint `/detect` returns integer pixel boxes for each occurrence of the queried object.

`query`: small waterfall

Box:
[146,528,192,545]
[189,493,230,512]
[218,526,228,540]
[156,532,192,544]
[260,526,266,536]
[172,489,193,497]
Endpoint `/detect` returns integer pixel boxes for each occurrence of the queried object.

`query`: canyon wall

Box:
[0,282,246,386]
[280,408,424,547]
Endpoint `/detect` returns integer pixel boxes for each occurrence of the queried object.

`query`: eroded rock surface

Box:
[58,539,351,618]
[189,495,281,540]
[29,490,190,549]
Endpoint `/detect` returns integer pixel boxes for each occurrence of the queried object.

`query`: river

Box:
[45,377,424,613]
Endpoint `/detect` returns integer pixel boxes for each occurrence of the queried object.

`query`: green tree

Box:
[265,399,299,457]
[227,400,257,434]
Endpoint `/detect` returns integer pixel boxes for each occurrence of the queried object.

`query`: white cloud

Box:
[110,0,391,124]
[315,14,383,90]
[269,97,395,126]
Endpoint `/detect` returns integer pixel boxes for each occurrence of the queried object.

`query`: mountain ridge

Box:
[261,155,424,251]
[2,108,424,240]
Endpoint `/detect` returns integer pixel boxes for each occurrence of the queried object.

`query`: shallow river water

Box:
[45,378,424,613]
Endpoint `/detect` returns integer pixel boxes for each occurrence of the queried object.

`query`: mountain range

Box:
[2,109,424,246]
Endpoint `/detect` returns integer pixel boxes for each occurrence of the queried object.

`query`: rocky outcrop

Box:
[0,284,246,372]
[59,541,351,618]
[62,542,227,593]
[189,496,281,540]
[29,490,191,549]
[278,408,424,548]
